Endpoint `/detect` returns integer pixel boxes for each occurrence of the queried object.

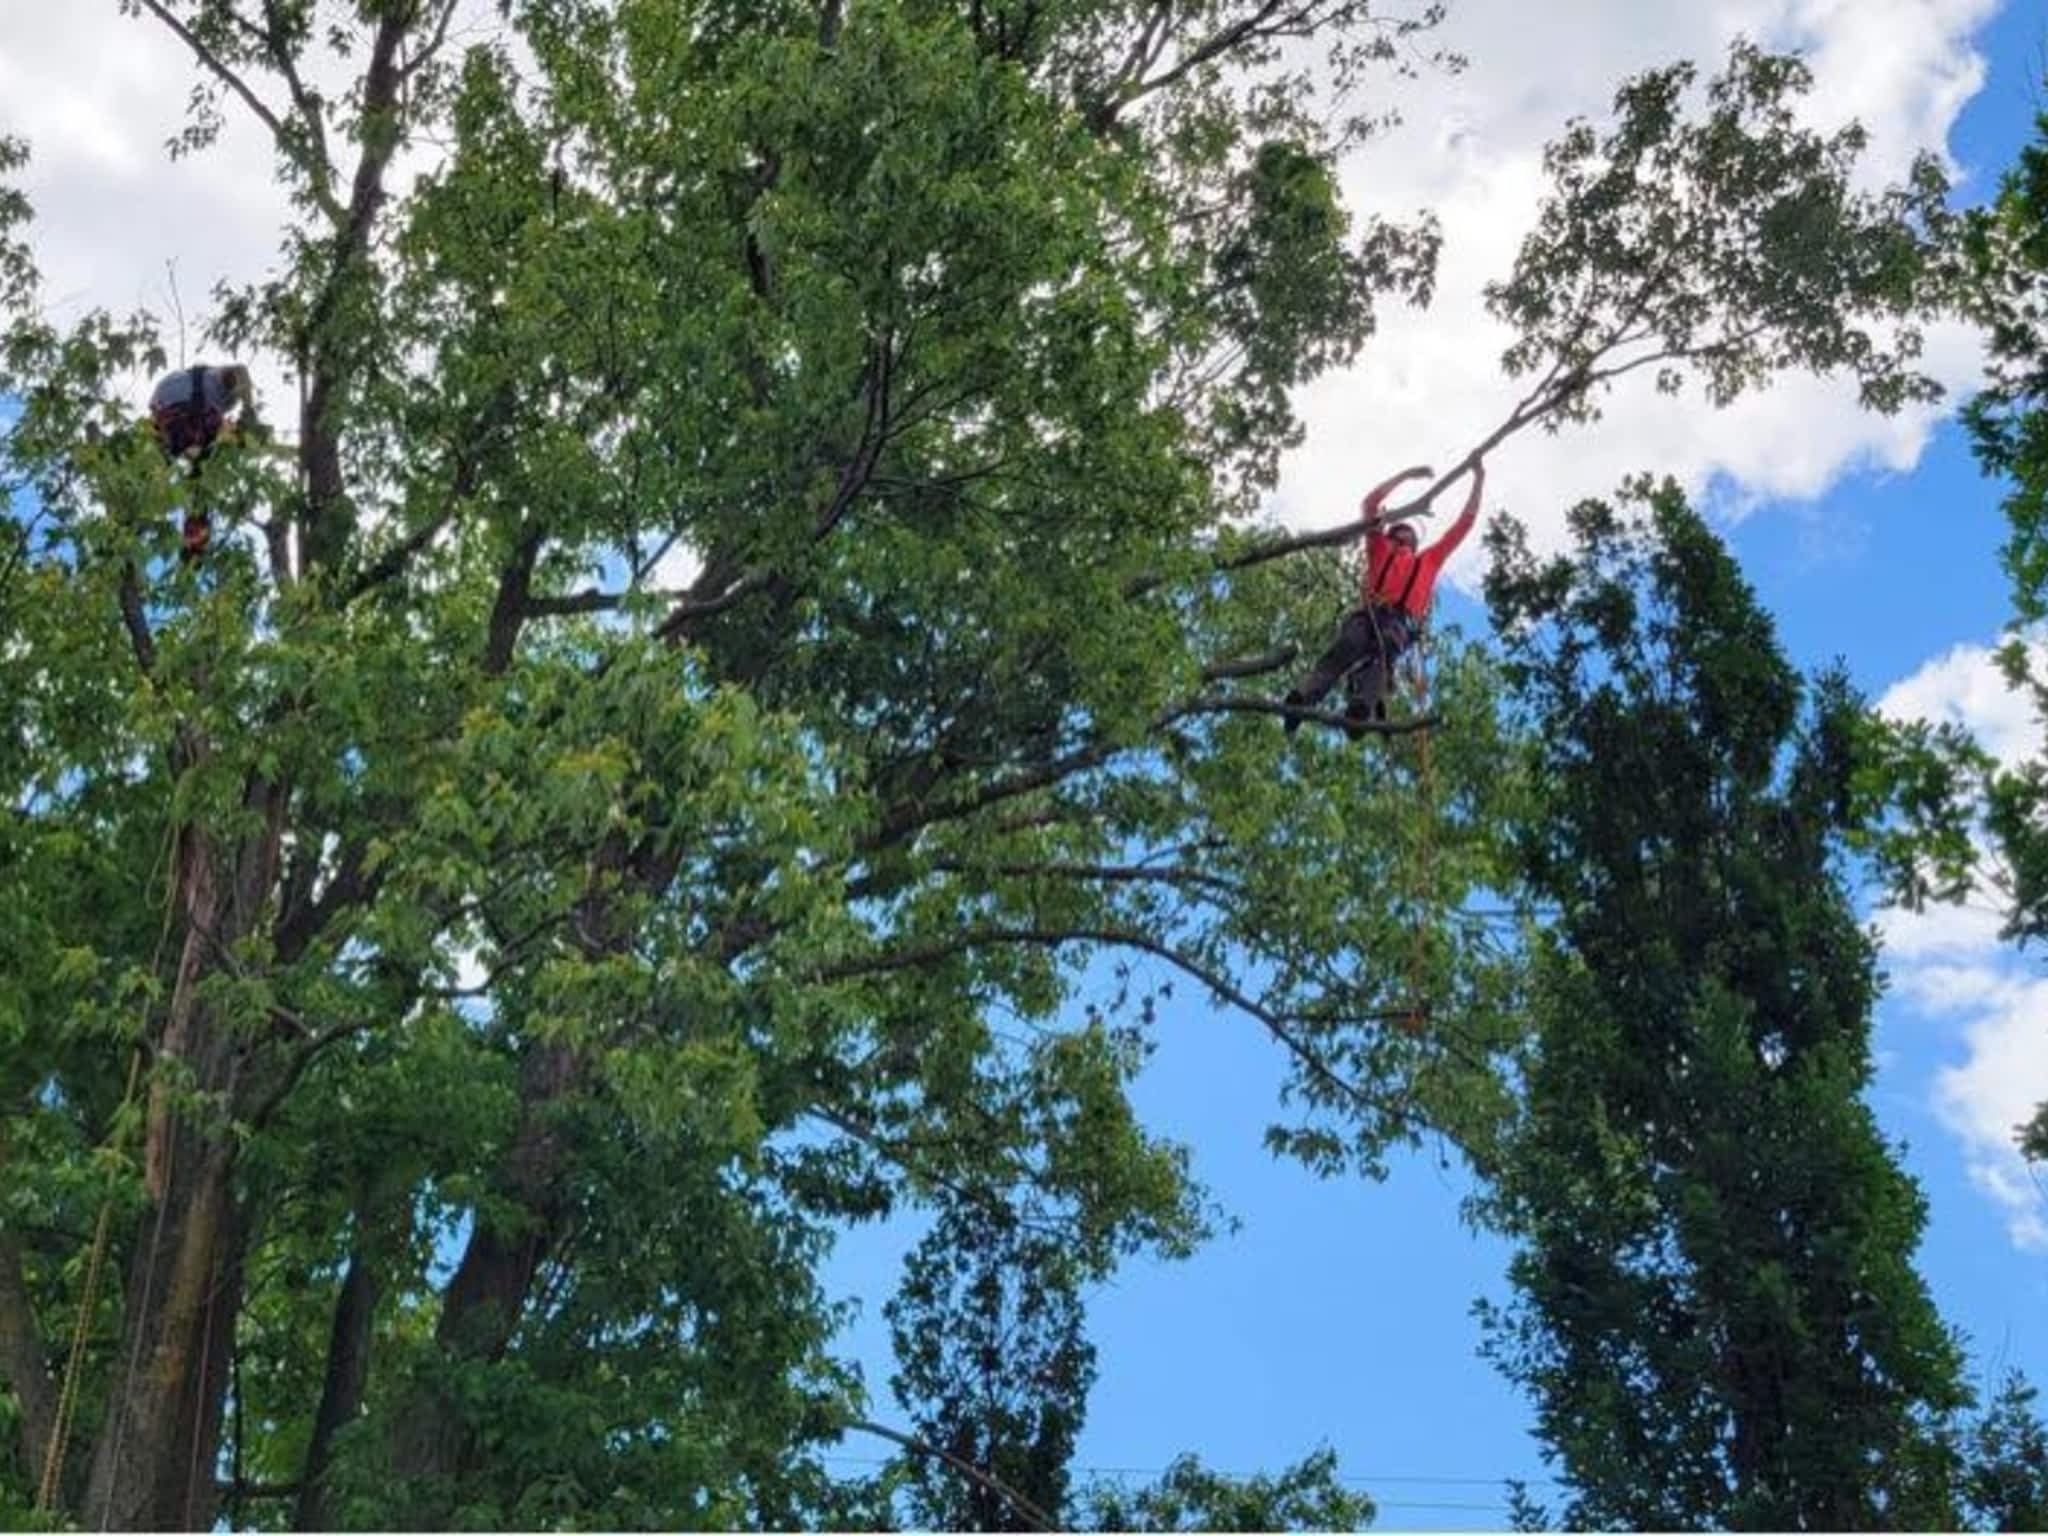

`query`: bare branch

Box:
[815,337,894,540]
[132,0,290,149]
[1090,0,1299,129]
[133,0,346,226]
[244,1014,374,1134]
[874,677,1433,849]
[397,0,462,84]
[346,384,519,603]
[227,0,344,221]
[802,1106,1061,1241]
[523,588,627,618]
[871,734,1121,848]
[343,507,458,603]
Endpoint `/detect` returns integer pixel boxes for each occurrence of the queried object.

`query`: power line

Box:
[1372,1501,1514,1514]
[816,1451,1561,1490]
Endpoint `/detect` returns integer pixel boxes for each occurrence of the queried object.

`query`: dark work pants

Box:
[153,404,223,563]
[1288,605,1413,732]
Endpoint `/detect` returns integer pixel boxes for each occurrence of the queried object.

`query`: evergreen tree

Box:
[1479,483,1971,1530]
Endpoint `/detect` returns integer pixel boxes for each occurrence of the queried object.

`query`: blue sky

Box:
[820,6,2048,1527]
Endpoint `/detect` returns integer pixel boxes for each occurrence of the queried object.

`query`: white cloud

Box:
[1879,638,2045,768]
[1880,900,2012,967]
[0,12,283,338]
[0,3,1999,530]
[649,540,705,594]
[1880,946,2048,1254]
[1782,0,1999,184]
[1275,0,2001,584]
[1934,971,2048,1251]
[0,4,500,413]
[1880,634,2048,1250]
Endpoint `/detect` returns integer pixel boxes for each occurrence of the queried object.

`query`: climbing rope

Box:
[34,818,180,1516]
[34,1049,140,1514]
[1400,630,1439,1035]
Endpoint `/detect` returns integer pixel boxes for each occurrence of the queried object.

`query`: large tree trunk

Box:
[80,811,276,1530]
[294,1245,377,1532]
[388,1041,579,1490]
[296,1194,413,1532]
[78,1142,247,1531]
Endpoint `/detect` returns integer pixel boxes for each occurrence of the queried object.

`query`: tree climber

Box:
[147,362,256,561]
[1283,457,1486,739]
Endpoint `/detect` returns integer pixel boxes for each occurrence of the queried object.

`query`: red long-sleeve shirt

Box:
[1361,492,1481,620]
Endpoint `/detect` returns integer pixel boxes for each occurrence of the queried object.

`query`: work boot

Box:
[1281,689,1308,736]
[1344,691,1373,742]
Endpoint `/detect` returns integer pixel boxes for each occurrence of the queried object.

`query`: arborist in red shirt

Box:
[1283,457,1486,738]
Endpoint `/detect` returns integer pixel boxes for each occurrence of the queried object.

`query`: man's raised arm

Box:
[1426,459,1487,560]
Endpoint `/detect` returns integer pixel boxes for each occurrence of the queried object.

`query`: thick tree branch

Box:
[118,561,157,676]
[135,0,348,226]
[299,3,415,563]
[1201,644,1298,681]
[483,528,542,675]
[845,1418,1056,1531]
[273,835,373,965]
[294,1215,389,1531]
[521,584,714,620]
[875,679,1434,849]
[655,566,774,641]
[817,925,1416,1100]
[1183,695,1439,734]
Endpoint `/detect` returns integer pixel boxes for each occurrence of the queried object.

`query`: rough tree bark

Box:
[295,1203,404,1534]
[81,809,278,1529]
